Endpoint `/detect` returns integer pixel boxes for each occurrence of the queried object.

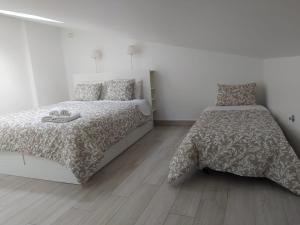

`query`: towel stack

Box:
[49,109,72,117]
[42,109,81,123]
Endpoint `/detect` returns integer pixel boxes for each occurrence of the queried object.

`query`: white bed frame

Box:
[0,70,153,184]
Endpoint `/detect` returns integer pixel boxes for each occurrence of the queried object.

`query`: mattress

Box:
[0,100,152,183]
[168,105,300,195]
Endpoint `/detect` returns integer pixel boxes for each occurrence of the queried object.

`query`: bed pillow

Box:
[73,83,102,101]
[216,82,256,106]
[102,79,135,101]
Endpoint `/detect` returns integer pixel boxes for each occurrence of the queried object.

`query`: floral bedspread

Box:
[168,105,300,195]
[0,101,151,183]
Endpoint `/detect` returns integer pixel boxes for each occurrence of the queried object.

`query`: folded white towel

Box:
[60,109,71,116]
[41,113,81,123]
[49,109,72,117]
[49,110,60,116]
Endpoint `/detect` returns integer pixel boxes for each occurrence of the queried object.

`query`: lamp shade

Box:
[127,45,136,55]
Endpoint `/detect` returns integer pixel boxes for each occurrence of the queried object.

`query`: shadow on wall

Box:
[285,130,300,158]
[270,111,300,158]
[264,84,300,157]
[279,119,300,158]
[151,70,160,121]
[256,82,267,106]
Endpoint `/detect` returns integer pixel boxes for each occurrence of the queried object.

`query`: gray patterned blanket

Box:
[0,101,150,183]
[168,105,300,195]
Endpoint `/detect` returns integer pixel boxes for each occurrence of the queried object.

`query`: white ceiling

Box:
[1,0,300,58]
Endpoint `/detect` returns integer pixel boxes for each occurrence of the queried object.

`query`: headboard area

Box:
[73,70,152,105]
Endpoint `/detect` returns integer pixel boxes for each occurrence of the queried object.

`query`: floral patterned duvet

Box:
[168,105,300,195]
[0,100,151,183]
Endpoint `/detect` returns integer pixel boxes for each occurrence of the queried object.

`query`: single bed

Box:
[168,105,300,195]
[0,70,154,184]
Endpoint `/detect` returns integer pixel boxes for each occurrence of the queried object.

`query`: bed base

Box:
[0,121,153,184]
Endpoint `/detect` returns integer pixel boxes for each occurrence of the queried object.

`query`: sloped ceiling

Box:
[1,0,300,58]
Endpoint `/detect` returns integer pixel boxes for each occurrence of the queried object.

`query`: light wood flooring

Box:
[0,126,299,225]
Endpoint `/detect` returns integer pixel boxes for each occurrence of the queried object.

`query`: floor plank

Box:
[164,214,194,225]
[134,180,180,225]
[82,195,126,225]
[107,184,158,225]
[49,207,90,225]
[4,184,78,225]
[0,181,59,225]
[113,127,186,197]
[170,175,204,217]
[283,191,300,225]
[223,177,257,225]
[255,182,290,225]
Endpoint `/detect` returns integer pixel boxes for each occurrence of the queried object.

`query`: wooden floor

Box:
[0,126,299,225]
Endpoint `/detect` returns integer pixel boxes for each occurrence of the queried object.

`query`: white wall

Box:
[25,22,69,106]
[0,15,69,114]
[62,29,264,120]
[0,15,34,114]
[264,56,300,155]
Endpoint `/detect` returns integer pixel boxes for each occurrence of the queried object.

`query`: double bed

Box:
[0,70,154,184]
[168,84,300,195]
